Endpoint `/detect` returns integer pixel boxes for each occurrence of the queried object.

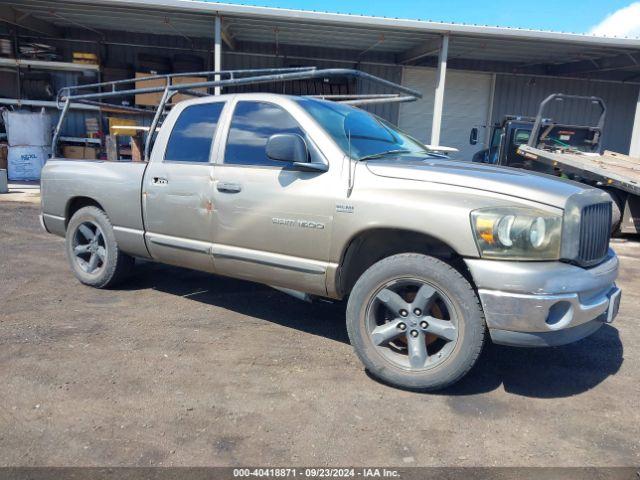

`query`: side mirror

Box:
[469,127,479,146]
[266,133,327,172]
[266,133,308,163]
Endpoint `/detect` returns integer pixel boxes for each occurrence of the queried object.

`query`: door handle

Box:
[217,182,242,193]
[152,177,168,185]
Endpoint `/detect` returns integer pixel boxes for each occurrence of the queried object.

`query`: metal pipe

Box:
[144,87,175,161]
[630,90,640,157]
[309,94,401,99]
[430,34,449,147]
[60,68,423,102]
[214,16,222,96]
[527,93,607,154]
[59,67,317,96]
[339,95,417,106]
[0,97,99,111]
[73,99,158,115]
[52,98,71,156]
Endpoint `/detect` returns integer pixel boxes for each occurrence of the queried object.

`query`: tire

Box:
[605,190,624,236]
[346,253,485,391]
[65,206,134,288]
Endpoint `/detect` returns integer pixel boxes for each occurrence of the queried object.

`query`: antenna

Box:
[347,129,356,197]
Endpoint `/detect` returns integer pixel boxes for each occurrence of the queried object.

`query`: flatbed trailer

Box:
[510,93,640,235]
[517,146,640,198]
[517,144,640,235]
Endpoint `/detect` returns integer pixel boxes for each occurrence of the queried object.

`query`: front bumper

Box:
[465,250,620,347]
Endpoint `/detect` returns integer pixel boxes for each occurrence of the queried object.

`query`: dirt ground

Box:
[1,200,639,467]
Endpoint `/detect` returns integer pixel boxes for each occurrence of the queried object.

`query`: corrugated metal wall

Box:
[18,30,403,137]
[222,43,402,121]
[492,75,640,154]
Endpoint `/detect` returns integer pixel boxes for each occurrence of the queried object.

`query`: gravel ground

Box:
[1,201,639,467]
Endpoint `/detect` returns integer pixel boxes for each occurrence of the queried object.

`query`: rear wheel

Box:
[346,254,485,391]
[65,206,134,288]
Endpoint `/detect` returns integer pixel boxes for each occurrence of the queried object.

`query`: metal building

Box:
[1,0,640,160]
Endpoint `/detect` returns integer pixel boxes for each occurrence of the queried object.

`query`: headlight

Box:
[471,207,562,260]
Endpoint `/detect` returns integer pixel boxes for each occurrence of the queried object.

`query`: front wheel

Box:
[65,206,134,288]
[346,254,485,391]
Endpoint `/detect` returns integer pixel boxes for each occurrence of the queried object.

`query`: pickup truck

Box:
[41,91,622,391]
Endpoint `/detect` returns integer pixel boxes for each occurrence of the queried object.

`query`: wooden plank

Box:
[105,135,118,162]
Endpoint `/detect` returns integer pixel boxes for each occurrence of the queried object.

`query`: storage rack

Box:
[52,67,424,160]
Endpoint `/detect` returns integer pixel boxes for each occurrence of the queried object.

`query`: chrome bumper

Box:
[465,250,620,347]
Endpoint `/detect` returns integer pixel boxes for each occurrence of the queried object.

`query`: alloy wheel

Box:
[72,221,107,275]
[365,278,459,370]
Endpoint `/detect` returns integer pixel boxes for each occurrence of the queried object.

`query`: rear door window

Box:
[164,102,225,163]
[224,101,305,167]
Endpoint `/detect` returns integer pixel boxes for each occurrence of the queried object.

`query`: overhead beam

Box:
[519,52,640,76]
[397,37,443,64]
[0,7,60,37]
[630,89,640,157]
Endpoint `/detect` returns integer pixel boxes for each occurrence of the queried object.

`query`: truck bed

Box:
[517,145,640,196]
[40,158,150,259]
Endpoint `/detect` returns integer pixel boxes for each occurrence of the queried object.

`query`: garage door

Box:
[399,67,493,160]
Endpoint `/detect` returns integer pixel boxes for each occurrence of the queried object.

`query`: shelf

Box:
[0,98,99,111]
[60,136,101,145]
[0,57,99,72]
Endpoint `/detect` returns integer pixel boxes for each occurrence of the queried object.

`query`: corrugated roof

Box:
[3,0,640,81]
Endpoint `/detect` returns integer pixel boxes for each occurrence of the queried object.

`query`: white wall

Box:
[399,67,493,160]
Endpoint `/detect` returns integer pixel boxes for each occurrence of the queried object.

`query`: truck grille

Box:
[577,202,611,266]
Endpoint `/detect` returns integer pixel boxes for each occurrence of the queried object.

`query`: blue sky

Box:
[211,1,639,36]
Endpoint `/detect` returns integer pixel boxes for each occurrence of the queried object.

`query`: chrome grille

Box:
[577,202,611,266]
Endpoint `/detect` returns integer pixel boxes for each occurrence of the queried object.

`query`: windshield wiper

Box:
[358,149,413,161]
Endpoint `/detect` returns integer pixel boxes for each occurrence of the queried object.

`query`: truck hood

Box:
[365,156,587,208]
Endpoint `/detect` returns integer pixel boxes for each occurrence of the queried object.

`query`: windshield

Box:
[296,98,429,160]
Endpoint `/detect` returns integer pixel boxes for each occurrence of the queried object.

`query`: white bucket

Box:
[7,146,51,181]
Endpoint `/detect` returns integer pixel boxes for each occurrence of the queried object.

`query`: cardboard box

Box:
[172,76,207,104]
[63,145,98,160]
[135,72,166,107]
[135,73,207,106]
[73,52,99,65]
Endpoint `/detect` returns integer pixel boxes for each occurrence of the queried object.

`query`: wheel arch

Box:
[335,227,469,298]
[65,197,105,228]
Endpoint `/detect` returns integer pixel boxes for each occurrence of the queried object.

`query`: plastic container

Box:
[7,146,50,181]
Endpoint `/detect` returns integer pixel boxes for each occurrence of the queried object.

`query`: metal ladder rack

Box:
[52,67,423,160]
